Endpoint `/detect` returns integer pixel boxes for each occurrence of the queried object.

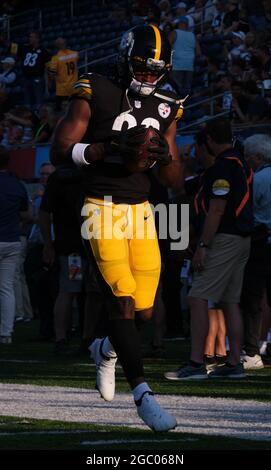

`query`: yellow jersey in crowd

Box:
[48,49,79,96]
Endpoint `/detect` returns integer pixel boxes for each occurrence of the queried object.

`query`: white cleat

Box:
[241,354,264,370]
[89,338,117,402]
[136,391,177,432]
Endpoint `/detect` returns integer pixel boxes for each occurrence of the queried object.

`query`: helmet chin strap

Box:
[129,74,165,96]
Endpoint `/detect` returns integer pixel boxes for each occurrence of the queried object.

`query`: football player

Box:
[50,24,184,432]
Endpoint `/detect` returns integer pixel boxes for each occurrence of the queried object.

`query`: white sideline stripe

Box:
[81,438,198,445]
[0,430,92,436]
[0,359,47,364]
[0,383,270,441]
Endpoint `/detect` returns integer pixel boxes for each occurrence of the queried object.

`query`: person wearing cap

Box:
[173,2,195,31]
[0,57,16,88]
[0,57,17,110]
[169,16,200,96]
[230,31,246,60]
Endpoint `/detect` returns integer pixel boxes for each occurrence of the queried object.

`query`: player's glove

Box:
[147,129,172,166]
[84,143,106,162]
[111,125,147,159]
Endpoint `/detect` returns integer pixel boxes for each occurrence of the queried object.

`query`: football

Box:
[125,126,159,173]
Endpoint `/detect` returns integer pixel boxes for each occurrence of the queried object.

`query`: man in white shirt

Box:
[0,56,16,90]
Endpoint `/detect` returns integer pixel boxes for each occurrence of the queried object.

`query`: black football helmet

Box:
[118,24,172,96]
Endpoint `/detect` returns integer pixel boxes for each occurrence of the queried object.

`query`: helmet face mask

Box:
[118,25,172,96]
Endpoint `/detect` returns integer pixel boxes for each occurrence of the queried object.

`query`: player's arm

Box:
[50,99,104,166]
[159,120,183,189]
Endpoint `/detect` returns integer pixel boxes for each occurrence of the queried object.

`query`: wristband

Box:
[71,143,91,166]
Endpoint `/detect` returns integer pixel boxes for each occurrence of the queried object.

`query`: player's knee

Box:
[137,307,153,323]
[110,296,135,320]
[114,276,136,297]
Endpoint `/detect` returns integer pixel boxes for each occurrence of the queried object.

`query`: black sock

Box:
[189,360,203,368]
[109,319,144,382]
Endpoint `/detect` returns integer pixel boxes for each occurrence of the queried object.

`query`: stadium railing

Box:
[6,8,42,40]
[78,38,119,73]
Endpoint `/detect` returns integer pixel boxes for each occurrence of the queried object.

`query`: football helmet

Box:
[118,24,172,96]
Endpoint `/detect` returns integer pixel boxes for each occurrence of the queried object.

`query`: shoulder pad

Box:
[71,74,93,101]
[154,89,180,104]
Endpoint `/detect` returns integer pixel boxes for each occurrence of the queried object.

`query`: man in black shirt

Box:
[165,118,253,380]
[18,31,51,110]
[39,168,86,354]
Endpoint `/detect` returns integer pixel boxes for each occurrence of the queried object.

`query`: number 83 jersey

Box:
[71,72,184,204]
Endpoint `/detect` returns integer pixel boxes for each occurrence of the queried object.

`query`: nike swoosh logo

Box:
[144,215,150,220]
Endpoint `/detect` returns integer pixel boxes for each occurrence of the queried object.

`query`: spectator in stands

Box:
[241,134,271,370]
[33,105,56,144]
[0,145,30,344]
[211,0,229,33]
[215,73,233,114]
[163,21,174,37]
[157,0,173,27]
[242,0,267,31]
[17,31,51,111]
[47,37,79,112]
[244,31,256,51]
[3,107,40,145]
[255,46,271,80]
[223,0,240,32]
[229,31,246,61]
[173,2,195,32]
[204,0,219,24]
[187,0,205,25]
[169,16,200,96]
[0,113,23,148]
[231,80,250,122]
[0,57,17,111]
[165,118,253,380]
[245,79,271,122]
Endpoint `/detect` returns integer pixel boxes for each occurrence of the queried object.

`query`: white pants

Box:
[0,242,21,337]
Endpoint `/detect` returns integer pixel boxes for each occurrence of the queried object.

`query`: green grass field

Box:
[0,321,271,451]
[0,416,270,451]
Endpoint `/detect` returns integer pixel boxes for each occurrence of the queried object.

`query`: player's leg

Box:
[128,202,177,431]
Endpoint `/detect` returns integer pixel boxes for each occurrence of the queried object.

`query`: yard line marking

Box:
[0,430,94,436]
[0,359,47,364]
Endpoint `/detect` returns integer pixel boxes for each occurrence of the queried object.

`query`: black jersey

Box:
[18,44,51,79]
[70,73,183,204]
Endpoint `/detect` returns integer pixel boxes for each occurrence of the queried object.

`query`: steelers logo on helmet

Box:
[118,24,172,97]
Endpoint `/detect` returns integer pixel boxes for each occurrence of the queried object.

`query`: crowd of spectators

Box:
[0,0,270,147]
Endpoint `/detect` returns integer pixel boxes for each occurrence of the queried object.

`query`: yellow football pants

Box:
[83,197,161,310]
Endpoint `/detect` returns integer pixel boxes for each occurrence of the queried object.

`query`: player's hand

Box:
[84,143,106,162]
[147,129,171,166]
[112,125,147,159]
